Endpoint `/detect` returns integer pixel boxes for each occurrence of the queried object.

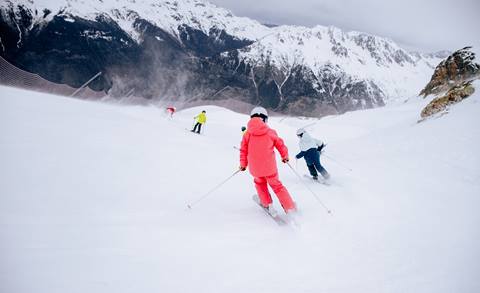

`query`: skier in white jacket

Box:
[295,128,330,180]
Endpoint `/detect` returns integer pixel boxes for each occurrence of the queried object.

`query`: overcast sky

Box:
[209,0,479,53]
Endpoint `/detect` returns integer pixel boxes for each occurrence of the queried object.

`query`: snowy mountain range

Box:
[0,0,449,115]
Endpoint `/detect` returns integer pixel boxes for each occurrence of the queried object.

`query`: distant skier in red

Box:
[239,107,296,214]
[166,106,176,118]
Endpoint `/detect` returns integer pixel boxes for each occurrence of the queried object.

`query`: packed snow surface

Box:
[1,85,479,293]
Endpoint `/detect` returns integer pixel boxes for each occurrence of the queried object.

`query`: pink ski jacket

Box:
[240,117,289,177]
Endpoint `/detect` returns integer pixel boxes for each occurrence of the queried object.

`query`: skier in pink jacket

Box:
[239,107,296,214]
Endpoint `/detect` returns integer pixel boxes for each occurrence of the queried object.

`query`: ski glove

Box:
[317,144,325,152]
[239,166,247,171]
[282,158,289,163]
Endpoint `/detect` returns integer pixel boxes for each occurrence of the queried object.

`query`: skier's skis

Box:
[252,195,287,226]
[303,174,330,186]
[285,210,301,228]
[185,128,202,135]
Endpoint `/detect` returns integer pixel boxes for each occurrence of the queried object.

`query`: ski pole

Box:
[186,170,241,209]
[322,154,353,172]
[286,162,332,215]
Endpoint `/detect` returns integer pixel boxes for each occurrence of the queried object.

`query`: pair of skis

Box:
[303,174,331,186]
[252,195,300,226]
[252,178,328,226]
[185,128,203,135]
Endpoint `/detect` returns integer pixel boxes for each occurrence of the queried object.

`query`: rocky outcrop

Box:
[420,81,475,118]
[420,47,479,97]
[419,47,479,120]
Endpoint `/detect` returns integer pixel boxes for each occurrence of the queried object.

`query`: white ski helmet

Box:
[296,128,306,136]
[250,106,268,118]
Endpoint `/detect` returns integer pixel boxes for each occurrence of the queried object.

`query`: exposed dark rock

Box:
[179,25,253,57]
[420,47,480,97]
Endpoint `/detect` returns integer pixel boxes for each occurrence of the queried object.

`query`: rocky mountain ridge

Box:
[1,0,446,116]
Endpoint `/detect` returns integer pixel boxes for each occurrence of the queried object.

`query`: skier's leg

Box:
[314,156,330,179]
[254,177,272,207]
[266,173,296,212]
[197,123,202,134]
[192,122,200,132]
[307,163,318,177]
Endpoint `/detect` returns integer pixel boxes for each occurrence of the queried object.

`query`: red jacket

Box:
[240,117,289,177]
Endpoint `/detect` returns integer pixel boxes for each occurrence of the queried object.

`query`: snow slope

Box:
[1,85,479,293]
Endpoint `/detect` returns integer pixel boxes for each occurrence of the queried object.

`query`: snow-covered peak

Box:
[4,0,442,68]
[235,24,443,101]
[1,0,448,106]
[240,24,418,69]
[3,0,271,41]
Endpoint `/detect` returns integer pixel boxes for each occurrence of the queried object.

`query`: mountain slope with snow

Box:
[236,25,442,100]
[1,85,479,293]
[1,0,447,116]
[2,0,270,42]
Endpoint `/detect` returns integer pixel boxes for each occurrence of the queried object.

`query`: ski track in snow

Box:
[1,85,480,293]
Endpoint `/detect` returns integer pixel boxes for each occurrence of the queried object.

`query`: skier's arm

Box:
[315,138,325,152]
[272,131,289,162]
[317,144,325,152]
[239,133,249,170]
[295,151,305,159]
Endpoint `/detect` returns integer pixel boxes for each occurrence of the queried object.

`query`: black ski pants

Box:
[192,122,202,133]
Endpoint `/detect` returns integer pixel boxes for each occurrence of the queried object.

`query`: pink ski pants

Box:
[254,173,295,212]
